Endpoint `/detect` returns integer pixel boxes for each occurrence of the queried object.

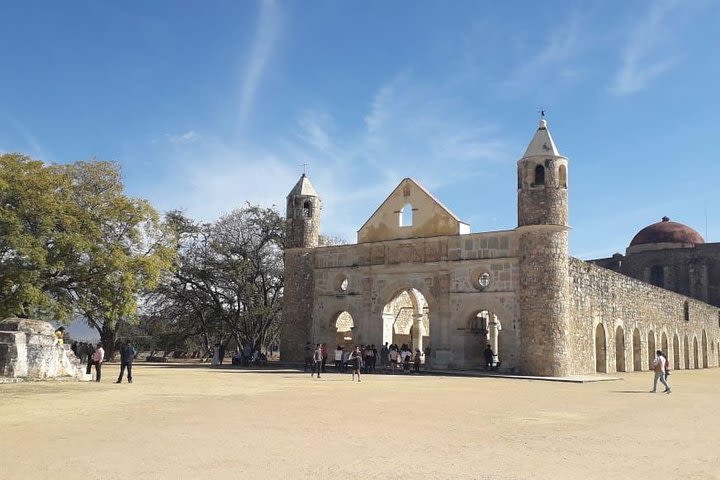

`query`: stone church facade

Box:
[280,120,720,376]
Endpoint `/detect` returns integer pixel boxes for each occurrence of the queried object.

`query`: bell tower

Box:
[516,118,572,376]
[280,174,321,363]
[286,174,321,248]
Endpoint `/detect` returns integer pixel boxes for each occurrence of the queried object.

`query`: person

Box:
[320,343,328,373]
[211,343,221,367]
[86,343,95,375]
[414,349,422,373]
[92,343,105,382]
[232,347,242,366]
[651,350,671,394]
[389,348,399,374]
[424,344,432,369]
[341,346,349,373]
[304,342,313,372]
[380,343,389,371]
[54,326,65,346]
[661,351,671,382]
[218,344,226,366]
[484,344,495,370]
[334,345,344,372]
[311,344,323,378]
[116,341,136,384]
[349,346,362,382]
[71,341,78,357]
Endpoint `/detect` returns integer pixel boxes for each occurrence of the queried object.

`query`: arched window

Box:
[400,203,413,227]
[534,164,545,186]
[302,200,312,218]
[684,301,690,322]
[558,165,567,188]
[650,265,664,287]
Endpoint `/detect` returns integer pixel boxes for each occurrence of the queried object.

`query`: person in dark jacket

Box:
[116,341,137,384]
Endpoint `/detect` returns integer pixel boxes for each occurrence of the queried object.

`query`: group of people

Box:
[70,340,136,384]
[210,343,268,367]
[307,342,432,381]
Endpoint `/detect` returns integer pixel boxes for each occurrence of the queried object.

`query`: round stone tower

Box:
[286,173,321,248]
[281,174,321,363]
[516,118,571,376]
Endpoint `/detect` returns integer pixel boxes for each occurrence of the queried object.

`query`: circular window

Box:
[337,276,349,292]
[478,272,491,290]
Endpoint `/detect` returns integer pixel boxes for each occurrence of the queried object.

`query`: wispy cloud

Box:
[503,14,585,89]
[238,0,279,128]
[166,130,199,145]
[4,116,53,161]
[147,74,509,241]
[610,0,681,95]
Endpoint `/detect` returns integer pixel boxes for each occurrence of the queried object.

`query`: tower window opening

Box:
[650,265,664,288]
[684,301,690,322]
[559,165,567,188]
[302,200,312,218]
[400,203,413,227]
[534,165,545,186]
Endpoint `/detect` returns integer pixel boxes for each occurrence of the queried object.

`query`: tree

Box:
[146,205,284,353]
[0,154,174,358]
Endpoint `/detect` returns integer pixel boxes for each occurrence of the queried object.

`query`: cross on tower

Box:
[538,108,546,120]
[300,162,310,175]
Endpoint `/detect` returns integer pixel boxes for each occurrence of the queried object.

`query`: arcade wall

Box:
[568,258,720,375]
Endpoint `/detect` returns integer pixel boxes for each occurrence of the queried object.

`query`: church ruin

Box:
[280,119,720,376]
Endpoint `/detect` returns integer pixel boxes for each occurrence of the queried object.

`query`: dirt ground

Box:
[1,365,719,480]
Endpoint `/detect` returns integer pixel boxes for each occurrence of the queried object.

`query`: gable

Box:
[357,178,470,243]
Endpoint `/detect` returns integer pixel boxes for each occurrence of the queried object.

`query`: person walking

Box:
[651,350,671,394]
[116,341,137,384]
[484,344,495,370]
[320,343,328,373]
[218,344,226,366]
[311,344,323,378]
[92,343,105,382]
[211,343,221,367]
[349,346,362,382]
[85,343,95,375]
[413,349,422,373]
[304,342,313,372]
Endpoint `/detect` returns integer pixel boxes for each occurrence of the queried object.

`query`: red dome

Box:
[630,217,704,247]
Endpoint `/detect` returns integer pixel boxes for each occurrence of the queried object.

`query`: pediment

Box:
[357,178,469,243]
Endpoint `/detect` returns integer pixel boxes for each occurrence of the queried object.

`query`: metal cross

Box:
[301,162,309,175]
[538,108,546,120]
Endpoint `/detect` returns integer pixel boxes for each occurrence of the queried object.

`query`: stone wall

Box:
[568,258,720,375]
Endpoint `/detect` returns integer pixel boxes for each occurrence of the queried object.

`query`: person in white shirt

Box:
[92,343,105,383]
[651,350,671,394]
[334,346,344,373]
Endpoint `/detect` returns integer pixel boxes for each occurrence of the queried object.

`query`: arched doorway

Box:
[382,288,429,355]
[693,337,699,369]
[673,334,680,371]
[615,326,626,372]
[633,328,642,371]
[661,332,668,356]
[464,310,502,369]
[595,324,607,373]
[334,311,355,351]
[684,336,690,369]
[647,330,656,369]
[702,330,708,368]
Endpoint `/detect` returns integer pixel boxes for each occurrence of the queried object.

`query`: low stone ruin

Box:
[0,318,87,381]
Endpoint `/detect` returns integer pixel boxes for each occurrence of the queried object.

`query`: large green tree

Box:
[0,154,174,357]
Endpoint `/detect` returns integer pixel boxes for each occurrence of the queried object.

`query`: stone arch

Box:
[381,287,430,354]
[558,164,567,188]
[463,309,503,369]
[332,311,355,350]
[647,330,656,369]
[702,330,708,368]
[302,200,313,218]
[673,334,680,371]
[534,164,545,186]
[615,326,626,372]
[633,328,642,371]
[684,335,690,369]
[595,323,607,373]
[661,332,669,359]
[693,337,699,369]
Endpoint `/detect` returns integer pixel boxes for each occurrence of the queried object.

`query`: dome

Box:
[630,217,704,247]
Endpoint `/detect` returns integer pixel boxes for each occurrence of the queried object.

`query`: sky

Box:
[1,0,720,263]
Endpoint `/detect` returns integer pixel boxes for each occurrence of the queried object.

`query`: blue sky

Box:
[1,0,719,260]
